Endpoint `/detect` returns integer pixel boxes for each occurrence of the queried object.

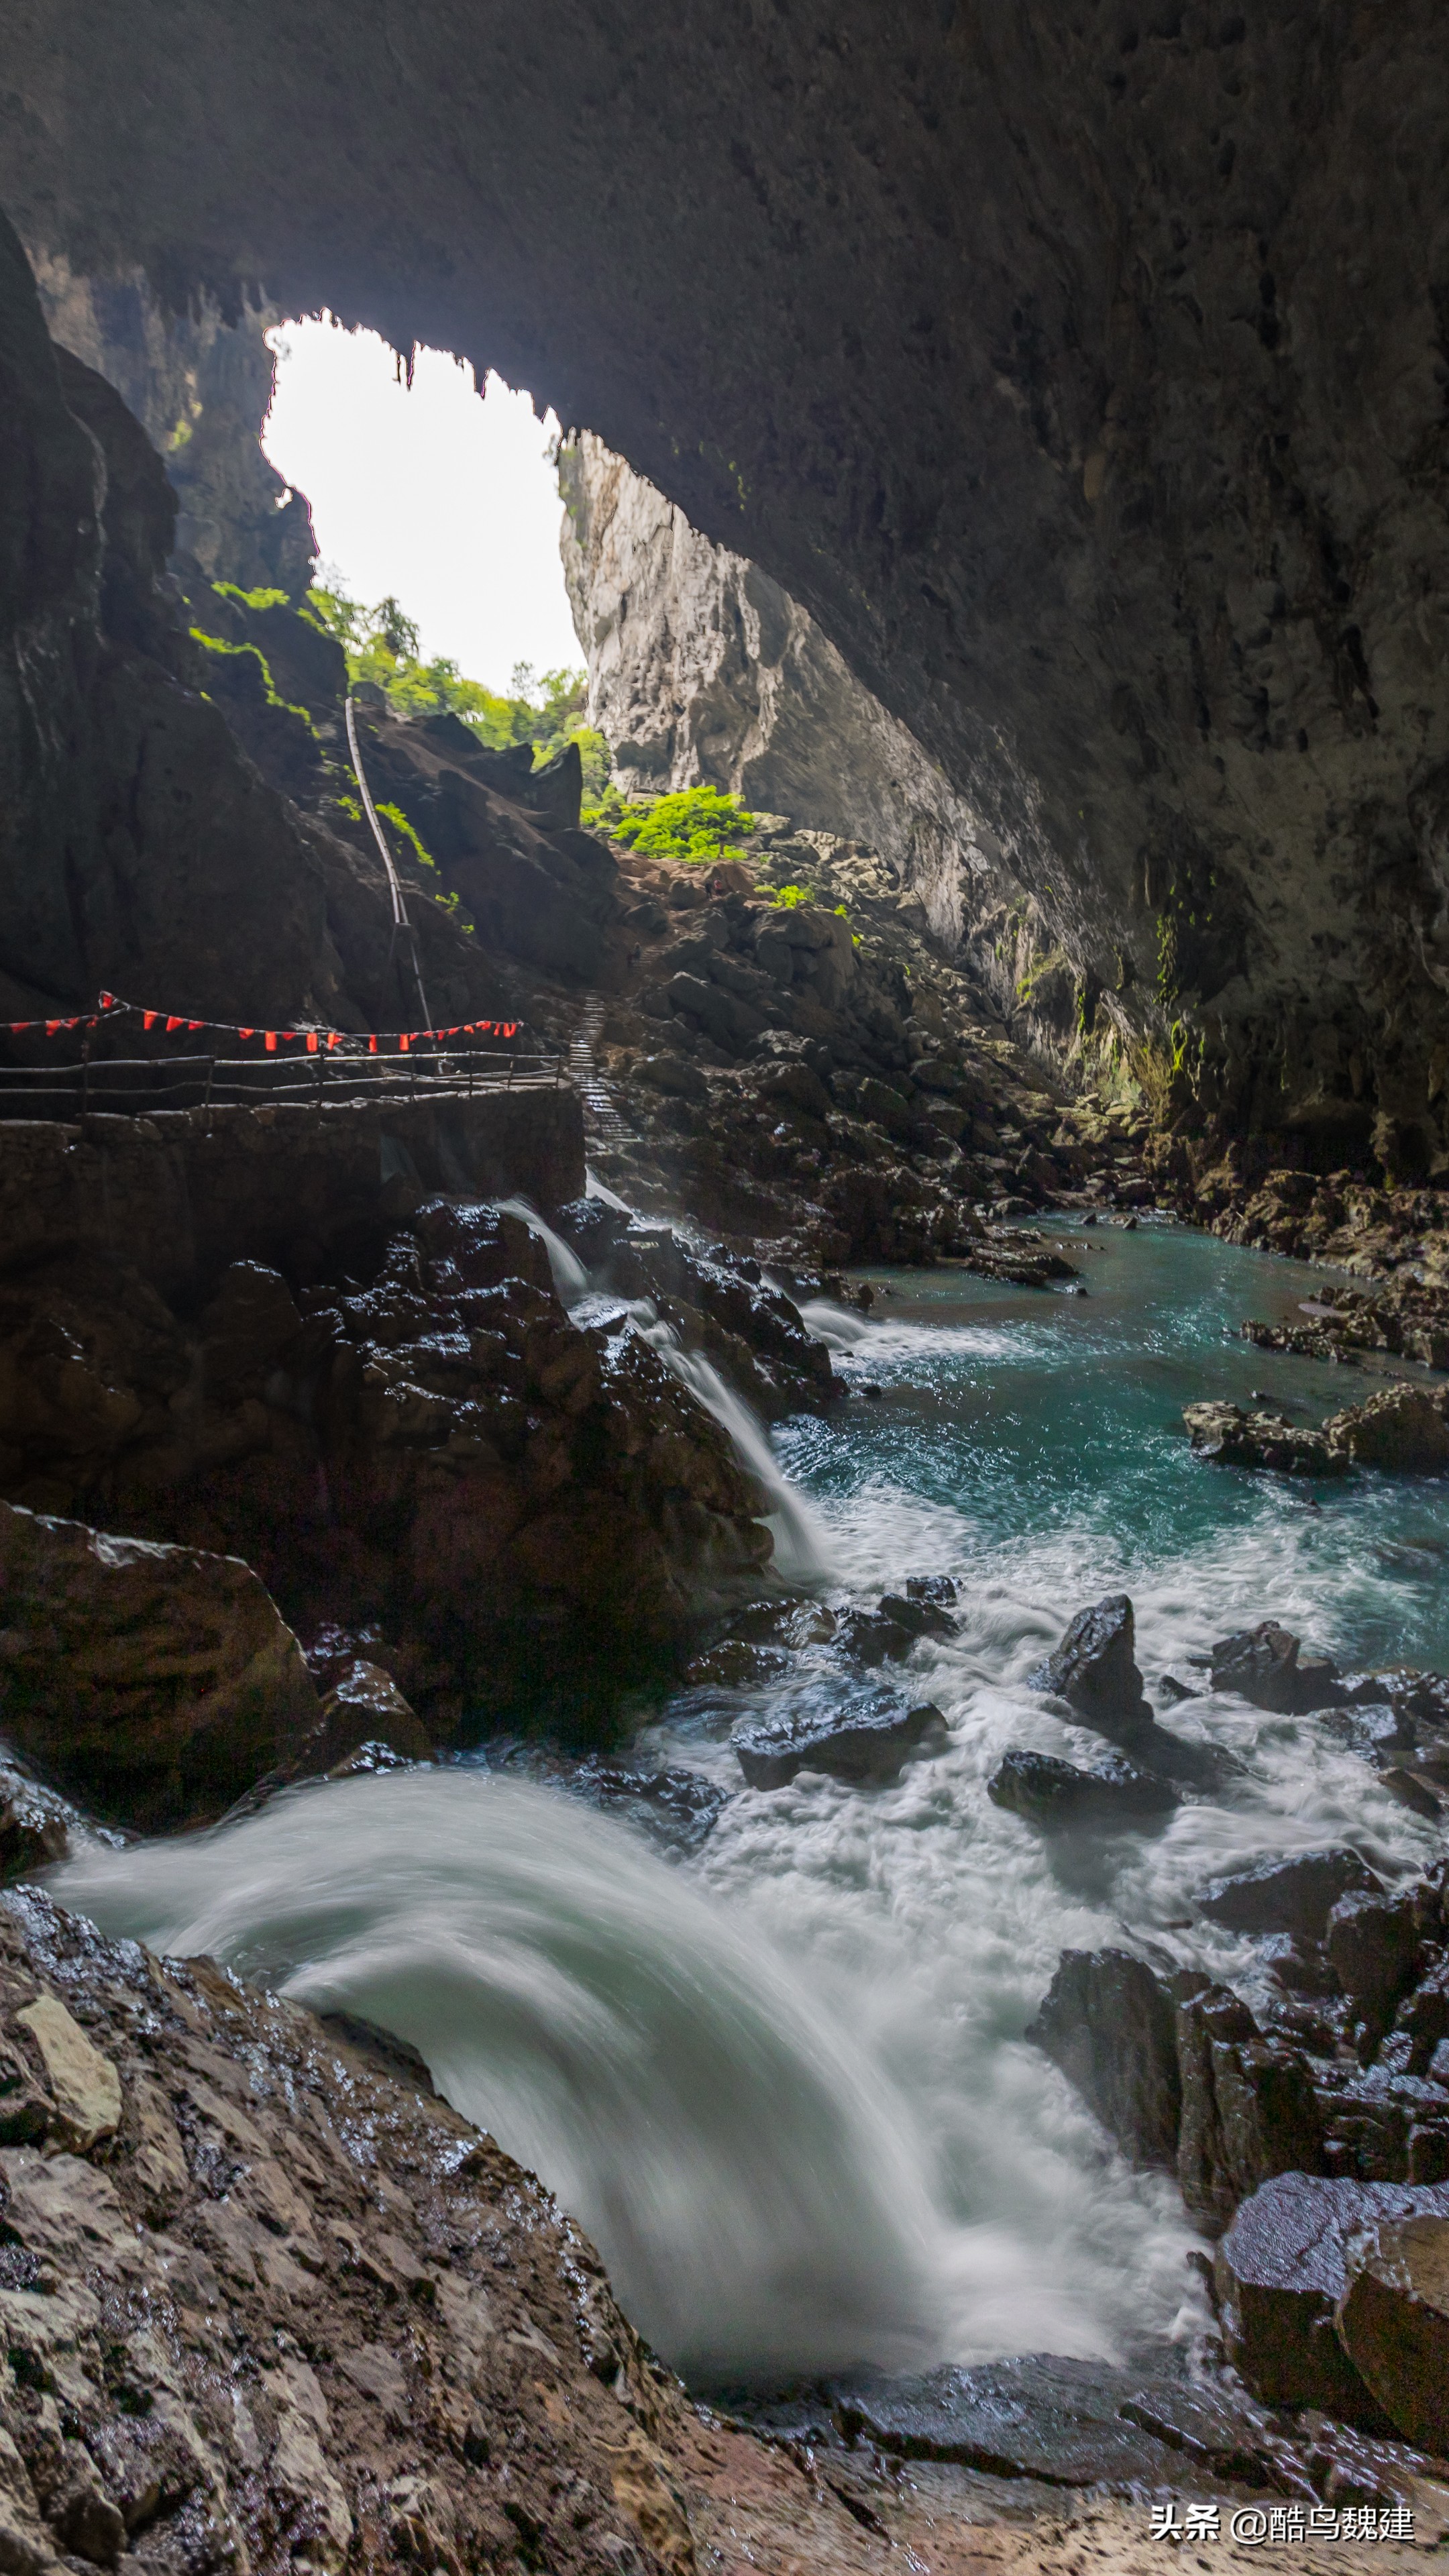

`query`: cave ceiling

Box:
[5,1,1449,1129]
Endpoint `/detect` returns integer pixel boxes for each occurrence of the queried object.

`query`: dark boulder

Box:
[1326,1889,1425,2046]
[586,1764,729,1858]
[833,1605,916,1668]
[548,1195,634,1270]
[1397,1960,1449,2076]
[1316,2061,1449,2185]
[1198,1847,1383,1941]
[1177,1984,1325,2235]
[1026,1949,1180,2168]
[733,1684,947,1788]
[1336,2212,1449,2455]
[877,1589,957,1640]
[1210,1622,1346,1714]
[829,2355,1301,2493]
[1026,1593,1153,1741]
[987,1750,1177,1833]
[1216,2173,1449,2422]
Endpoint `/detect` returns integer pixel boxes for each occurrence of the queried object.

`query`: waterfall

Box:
[496,1195,590,1305]
[495,1197,830,1581]
[50,1770,944,2386]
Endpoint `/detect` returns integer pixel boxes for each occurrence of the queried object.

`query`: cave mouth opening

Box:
[260,311,586,728]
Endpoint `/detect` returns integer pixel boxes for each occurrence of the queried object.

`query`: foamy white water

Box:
[45,1222,1448,2388]
[53,1770,943,2383]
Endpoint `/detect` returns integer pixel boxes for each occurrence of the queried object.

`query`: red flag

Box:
[238,1028,254,1041]
[143,1011,158,1030]
[264,1032,278,1053]
[399,1034,411,1053]
[327,1032,344,1051]
[187,1020,203,1032]
[97,991,117,1010]
[45,1021,60,1036]
[368,1035,378,1055]
[166,1016,183,1034]
[305,1032,319,1053]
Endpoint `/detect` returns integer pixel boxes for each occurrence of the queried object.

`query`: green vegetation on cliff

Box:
[303,584,609,788]
[584,784,755,865]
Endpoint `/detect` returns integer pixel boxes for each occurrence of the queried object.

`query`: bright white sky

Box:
[262,317,582,691]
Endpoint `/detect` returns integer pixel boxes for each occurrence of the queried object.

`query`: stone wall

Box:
[0,1088,584,1299]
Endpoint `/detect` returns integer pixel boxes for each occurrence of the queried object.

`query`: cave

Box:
[7,0,1449,1165]
[3,9,1449,2567]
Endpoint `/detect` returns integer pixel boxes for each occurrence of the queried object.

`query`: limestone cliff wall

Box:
[559,433,1014,958]
[30,249,315,597]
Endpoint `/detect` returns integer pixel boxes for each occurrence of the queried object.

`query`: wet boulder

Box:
[833,1605,916,1667]
[1316,2061,1449,2185]
[1026,1593,1154,1741]
[1397,1960,1449,2076]
[1326,1889,1425,2046]
[987,1750,1177,1833]
[1336,2212,1449,2454]
[1026,1949,1180,2167]
[828,2355,1321,2494]
[311,1658,432,1771]
[877,1589,958,1640]
[733,1683,947,1788]
[1323,1381,1449,1473]
[1210,1622,1346,1713]
[0,1499,321,1833]
[830,2355,1189,2487]
[1216,2174,1449,2421]
[0,1760,76,1881]
[1198,1847,1383,1941]
[1177,1985,1326,2235]
[1183,1403,1346,1477]
[586,1764,729,1858]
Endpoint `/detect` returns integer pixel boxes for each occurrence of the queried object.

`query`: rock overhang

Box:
[3,1,1449,1148]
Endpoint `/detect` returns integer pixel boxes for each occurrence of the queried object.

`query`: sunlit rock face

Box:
[4,1,1448,1163]
[559,431,1002,955]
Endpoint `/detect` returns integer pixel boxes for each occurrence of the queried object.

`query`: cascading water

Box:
[51,1768,945,2385]
[495,1196,830,1581]
[496,1195,591,1305]
[45,1219,1448,2392]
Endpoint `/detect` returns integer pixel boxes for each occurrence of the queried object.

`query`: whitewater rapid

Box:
[46,1218,1449,2389]
[53,1768,943,2384]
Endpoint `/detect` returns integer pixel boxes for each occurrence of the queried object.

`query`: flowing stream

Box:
[51,1218,1449,2390]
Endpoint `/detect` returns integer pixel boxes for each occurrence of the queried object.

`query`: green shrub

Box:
[584,784,756,867]
[376,802,436,872]
[213,581,290,612]
[189,629,315,731]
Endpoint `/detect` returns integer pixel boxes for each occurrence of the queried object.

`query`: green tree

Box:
[303,582,608,785]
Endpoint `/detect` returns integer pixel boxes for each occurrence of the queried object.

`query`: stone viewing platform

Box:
[0,1085,585,1296]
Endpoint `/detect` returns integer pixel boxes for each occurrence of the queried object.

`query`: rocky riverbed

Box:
[6,183,1449,2572]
